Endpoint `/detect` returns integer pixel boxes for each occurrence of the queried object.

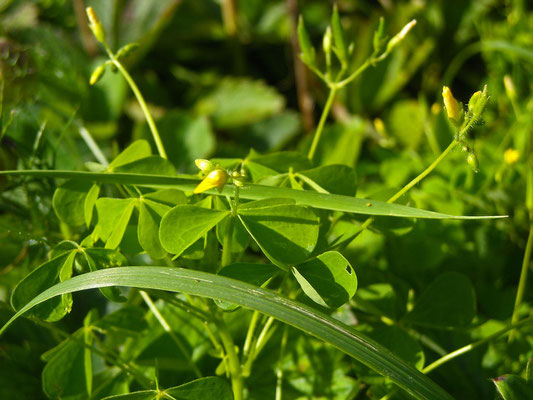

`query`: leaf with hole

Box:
[292,251,357,308]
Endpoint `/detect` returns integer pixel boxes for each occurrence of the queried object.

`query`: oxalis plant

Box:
[2,5,529,400]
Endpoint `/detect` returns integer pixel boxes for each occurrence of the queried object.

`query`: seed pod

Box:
[386,19,416,53]
[86,7,106,44]
[115,43,139,61]
[323,26,332,57]
[297,16,316,66]
[194,168,228,194]
[468,85,489,120]
[373,17,387,54]
[89,64,106,85]
[466,152,479,173]
[331,4,346,62]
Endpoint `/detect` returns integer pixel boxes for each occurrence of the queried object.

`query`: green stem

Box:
[140,291,203,378]
[307,86,337,161]
[275,325,289,400]
[387,140,458,204]
[509,222,533,341]
[336,58,371,88]
[215,318,244,400]
[103,45,168,160]
[423,317,533,374]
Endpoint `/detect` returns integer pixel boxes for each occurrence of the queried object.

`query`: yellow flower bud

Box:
[195,159,215,174]
[504,148,519,165]
[193,168,228,194]
[442,86,462,122]
[86,7,106,44]
[503,75,516,100]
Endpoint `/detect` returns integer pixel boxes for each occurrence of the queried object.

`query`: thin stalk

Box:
[387,140,458,203]
[275,325,289,400]
[423,317,533,374]
[34,319,153,389]
[221,216,235,267]
[335,58,371,88]
[215,318,244,400]
[103,44,167,160]
[243,311,261,357]
[307,86,337,161]
[77,124,109,166]
[140,291,203,378]
[509,222,533,341]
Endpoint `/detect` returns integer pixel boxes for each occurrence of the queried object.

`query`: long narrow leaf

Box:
[0,266,453,400]
[0,170,505,219]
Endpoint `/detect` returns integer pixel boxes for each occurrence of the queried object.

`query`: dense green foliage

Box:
[1,1,532,399]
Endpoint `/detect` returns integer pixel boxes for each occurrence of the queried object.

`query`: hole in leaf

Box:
[346,265,352,274]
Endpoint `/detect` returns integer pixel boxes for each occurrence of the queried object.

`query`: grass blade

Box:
[0,170,506,219]
[0,266,453,400]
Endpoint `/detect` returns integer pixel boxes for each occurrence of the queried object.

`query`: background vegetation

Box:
[0,0,532,399]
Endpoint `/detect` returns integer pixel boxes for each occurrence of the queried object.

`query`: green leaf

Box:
[238,202,319,267]
[42,333,88,399]
[84,183,100,227]
[95,198,136,249]
[143,189,187,207]
[165,377,233,400]
[215,197,250,253]
[113,156,176,176]
[109,140,152,170]
[352,283,403,320]
[102,390,158,400]
[11,253,73,321]
[367,325,425,370]
[493,375,533,400]
[386,100,425,149]
[195,78,285,129]
[138,200,167,259]
[298,164,357,196]
[0,170,507,220]
[245,151,312,182]
[159,205,229,257]
[404,272,476,328]
[53,179,93,226]
[83,248,127,303]
[0,267,454,400]
[292,251,357,308]
[217,263,279,310]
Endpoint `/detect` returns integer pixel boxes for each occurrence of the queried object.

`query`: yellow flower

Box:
[504,148,519,165]
[193,168,228,194]
[442,86,462,122]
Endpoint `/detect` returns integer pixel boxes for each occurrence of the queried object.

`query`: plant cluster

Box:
[0,1,532,400]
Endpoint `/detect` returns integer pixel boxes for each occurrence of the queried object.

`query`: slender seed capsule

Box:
[466,152,479,173]
[86,7,106,43]
[89,64,106,85]
[386,19,416,52]
[194,168,228,194]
